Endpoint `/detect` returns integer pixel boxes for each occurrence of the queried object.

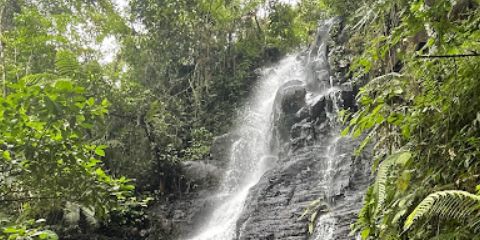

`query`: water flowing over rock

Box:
[175,18,371,240]
[188,55,306,240]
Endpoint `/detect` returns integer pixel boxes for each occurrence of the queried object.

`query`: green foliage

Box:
[1,219,58,240]
[127,0,316,133]
[0,78,133,218]
[337,0,480,238]
[374,151,412,216]
[0,1,140,238]
[182,127,214,161]
[267,3,305,51]
[104,0,320,192]
[404,190,480,232]
[299,199,328,235]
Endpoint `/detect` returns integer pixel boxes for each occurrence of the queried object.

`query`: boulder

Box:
[270,80,307,151]
[209,132,241,168]
[181,161,221,186]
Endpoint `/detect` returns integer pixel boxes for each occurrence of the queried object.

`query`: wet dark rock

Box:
[148,18,371,240]
[147,193,216,240]
[181,161,221,190]
[309,96,328,121]
[340,89,357,111]
[270,80,307,151]
[210,132,241,168]
[235,19,372,240]
[236,125,371,240]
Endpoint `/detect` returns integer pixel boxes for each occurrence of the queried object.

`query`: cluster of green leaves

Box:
[0,0,140,238]
[127,0,314,130]
[1,219,58,240]
[335,0,480,239]
[0,76,134,239]
[0,78,125,210]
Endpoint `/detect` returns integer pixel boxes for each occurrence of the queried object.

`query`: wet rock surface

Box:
[148,18,371,240]
[147,192,217,240]
[235,19,372,240]
[271,80,307,151]
[236,138,370,240]
[146,134,236,240]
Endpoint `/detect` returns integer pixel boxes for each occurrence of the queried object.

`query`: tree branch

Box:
[416,53,480,59]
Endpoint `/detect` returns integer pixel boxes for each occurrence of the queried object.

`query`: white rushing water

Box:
[308,18,345,240]
[189,55,305,240]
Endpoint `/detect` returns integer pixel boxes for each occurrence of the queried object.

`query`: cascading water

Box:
[303,18,344,240]
[190,56,306,240]
[185,18,370,240]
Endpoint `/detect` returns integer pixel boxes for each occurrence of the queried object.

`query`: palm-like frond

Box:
[55,51,80,77]
[20,73,56,86]
[375,151,411,214]
[404,190,480,231]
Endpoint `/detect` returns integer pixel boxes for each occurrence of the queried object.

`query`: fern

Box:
[374,151,411,215]
[404,190,480,231]
[429,229,474,240]
[299,199,328,235]
[55,50,80,77]
[20,73,56,86]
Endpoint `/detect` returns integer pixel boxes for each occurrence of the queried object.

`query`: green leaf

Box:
[3,227,19,234]
[55,80,73,91]
[361,228,370,239]
[101,98,109,106]
[95,148,105,157]
[122,184,135,191]
[95,168,107,178]
[38,230,58,240]
[341,126,350,136]
[87,97,95,106]
[2,151,11,161]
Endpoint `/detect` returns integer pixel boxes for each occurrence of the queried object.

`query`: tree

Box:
[0,1,136,238]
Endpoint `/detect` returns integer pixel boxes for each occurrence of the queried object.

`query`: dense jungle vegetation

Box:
[0,0,479,239]
[0,0,322,238]
[338,0,480,239]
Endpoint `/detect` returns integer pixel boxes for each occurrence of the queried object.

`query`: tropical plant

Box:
[335,0,480,239]
[0,1,140,237]
[404,190,480,232]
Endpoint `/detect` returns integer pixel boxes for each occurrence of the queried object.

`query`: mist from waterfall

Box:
[189,55,306,240]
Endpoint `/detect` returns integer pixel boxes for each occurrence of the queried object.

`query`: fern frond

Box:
[299,199,328,235]
[404,190,480,231]
[55,50,80,77]
[20,73,56,86]
[429,228,472,240]
[375,151,411,214]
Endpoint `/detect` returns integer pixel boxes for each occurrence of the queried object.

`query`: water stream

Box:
[190,56,305,240]
[190,18,348,240]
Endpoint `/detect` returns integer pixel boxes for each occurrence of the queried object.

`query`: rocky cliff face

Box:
[148,19,372,240]
[235,19,371,240]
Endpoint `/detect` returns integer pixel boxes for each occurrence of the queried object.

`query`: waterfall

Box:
[189,56,306,240]
[307,18,344,240]
[189,18,368,240]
